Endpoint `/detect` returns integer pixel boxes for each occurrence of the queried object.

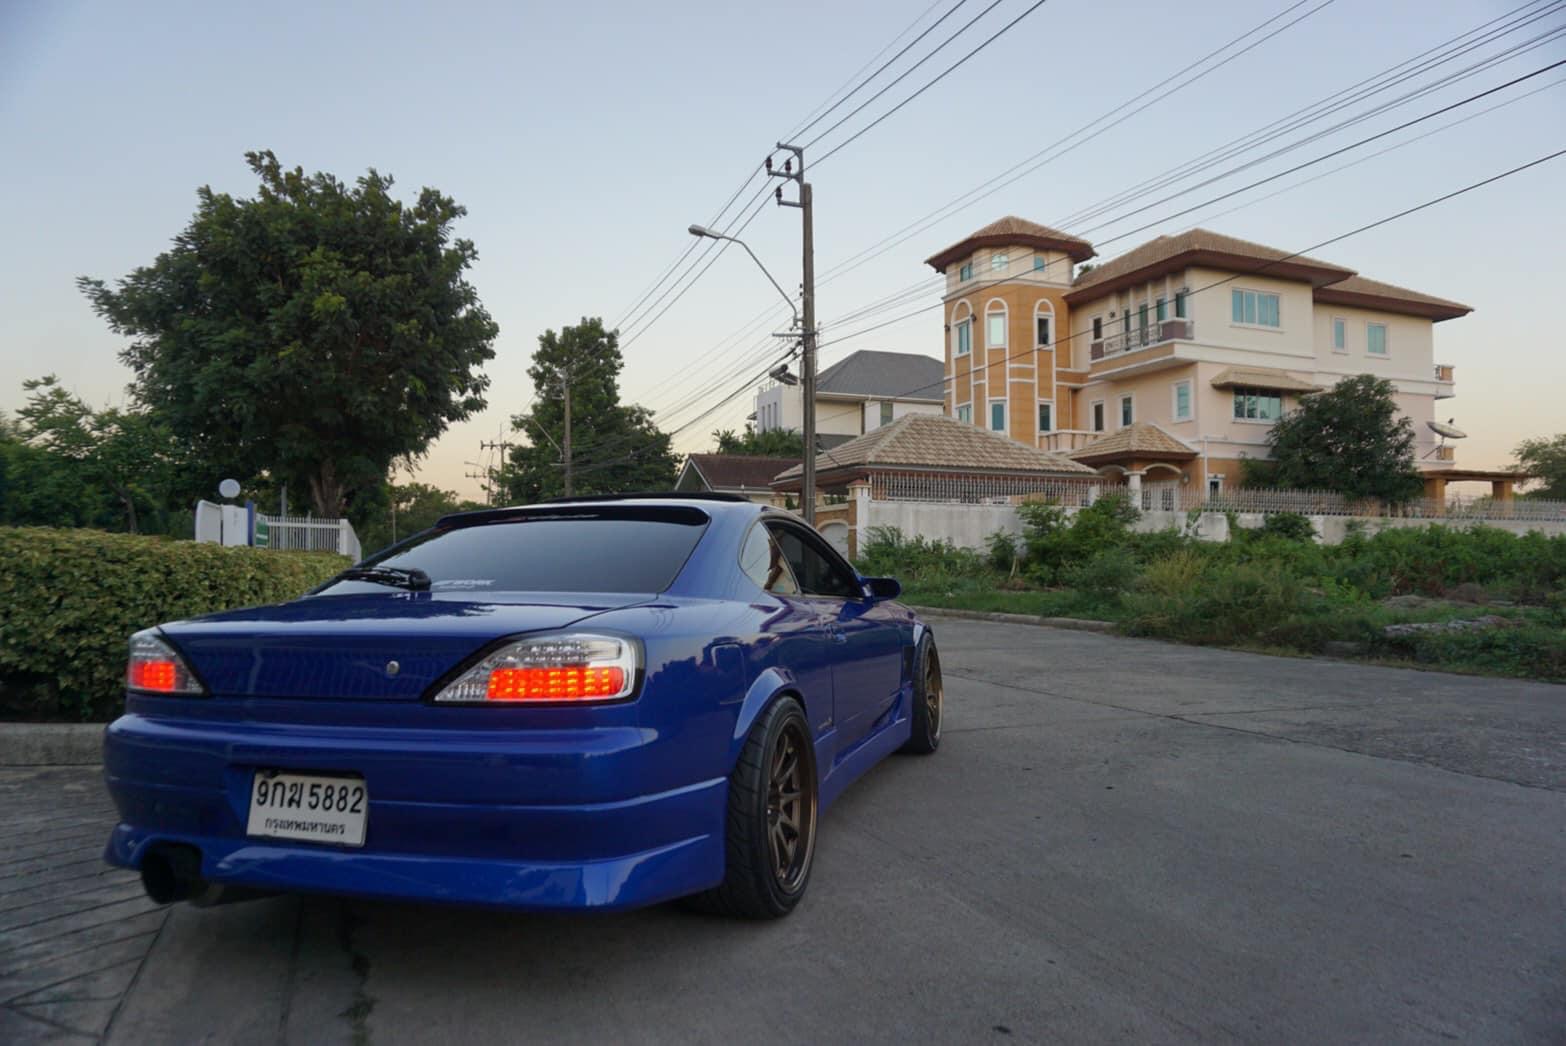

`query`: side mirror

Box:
[862,576,902,601]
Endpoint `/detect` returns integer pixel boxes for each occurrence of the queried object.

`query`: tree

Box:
[78,150,498,518]
[1262,374,1423,502]
[357,481,484,554]
[1514,434,1566,500]
[710,427,806,457]
[7,376,185,532]
[503,318,677,501]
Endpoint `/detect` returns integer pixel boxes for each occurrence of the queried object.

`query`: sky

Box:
[2,0,1563,501]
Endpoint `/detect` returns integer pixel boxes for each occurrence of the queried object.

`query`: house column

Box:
[848,479,872,561]
[1491,479,1514,503]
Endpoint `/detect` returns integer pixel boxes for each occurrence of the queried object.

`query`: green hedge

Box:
[0,528,347,722]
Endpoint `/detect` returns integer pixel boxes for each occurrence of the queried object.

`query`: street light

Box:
[688,223,817,522]
[687,225,800,331]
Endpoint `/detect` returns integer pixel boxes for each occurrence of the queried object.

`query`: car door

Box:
[766,520,904,750]
[737,522,838,739]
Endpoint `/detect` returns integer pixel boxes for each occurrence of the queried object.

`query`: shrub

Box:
[1252,512,1316,542]
[1019,494,1139,584]
[1062,548,1140,604]
[985,529,1021,574]
[0,527,347,721]
[854,525,986,586]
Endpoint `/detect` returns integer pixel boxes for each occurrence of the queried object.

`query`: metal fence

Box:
[868,477,1566,523]
[259,514,362,560]
[1141,485,1566,522]
[869,471,1118,506]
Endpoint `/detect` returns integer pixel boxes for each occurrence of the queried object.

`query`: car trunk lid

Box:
[159,592,651,701]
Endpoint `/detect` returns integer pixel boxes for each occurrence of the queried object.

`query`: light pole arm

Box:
[689,225,799,330]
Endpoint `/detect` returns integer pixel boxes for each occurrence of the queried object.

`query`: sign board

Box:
[254,517,270,548]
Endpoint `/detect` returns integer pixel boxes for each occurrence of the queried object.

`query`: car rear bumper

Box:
[102,712,727,911]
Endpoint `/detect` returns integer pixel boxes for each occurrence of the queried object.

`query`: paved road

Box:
[5,618,1564,1044]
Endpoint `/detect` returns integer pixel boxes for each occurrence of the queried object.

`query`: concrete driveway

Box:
[4,617,1563,1043]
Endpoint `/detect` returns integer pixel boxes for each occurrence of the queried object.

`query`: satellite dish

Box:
[1427,419,1467,440]
[218,478,242,499]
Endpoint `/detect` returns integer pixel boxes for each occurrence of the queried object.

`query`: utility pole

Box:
[770,143,816,524]
[562,381,573,498]
[479,438,515,505]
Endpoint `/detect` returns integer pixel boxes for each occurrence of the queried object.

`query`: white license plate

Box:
[246,771,367,847]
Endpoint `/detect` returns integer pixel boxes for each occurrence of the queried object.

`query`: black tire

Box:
[900,635,942,755]
[684,696,818,919]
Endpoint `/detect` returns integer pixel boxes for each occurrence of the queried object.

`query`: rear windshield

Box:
[317,507,709,595]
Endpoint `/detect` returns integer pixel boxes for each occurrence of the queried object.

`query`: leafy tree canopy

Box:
[78,150,498,518]
[1262,374,1423,502]
[2,376,186,532]
[710,426,806,457]
[503,318,676,501]
[1515,434,1566,500]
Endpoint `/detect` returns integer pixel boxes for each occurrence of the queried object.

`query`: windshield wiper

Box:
[337,566,432,591]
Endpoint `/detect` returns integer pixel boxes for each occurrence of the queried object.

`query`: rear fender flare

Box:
[728,667,814,770]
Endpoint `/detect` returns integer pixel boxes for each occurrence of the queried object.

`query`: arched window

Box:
[949,301,972,357]
[984,299,1008,350]
[1033,299,1055,348]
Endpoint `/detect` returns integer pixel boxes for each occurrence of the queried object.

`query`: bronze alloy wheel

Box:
[765,720,817,892]
[924,652,943,743]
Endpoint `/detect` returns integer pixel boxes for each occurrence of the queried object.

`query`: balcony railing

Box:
[1434,363,1454,382]
[1090,317,1193,361]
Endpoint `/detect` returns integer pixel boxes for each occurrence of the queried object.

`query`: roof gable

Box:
[681,454,799,490]
[774,413,1094,481]
[815,350,945,401]
[1065,228,1354,303]
[1312,274,1471,321]
[925,215,1096,271]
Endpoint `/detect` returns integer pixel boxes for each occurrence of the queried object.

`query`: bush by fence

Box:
[0,528,347,722]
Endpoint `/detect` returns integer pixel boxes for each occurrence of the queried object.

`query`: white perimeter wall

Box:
[861,501,1566,551]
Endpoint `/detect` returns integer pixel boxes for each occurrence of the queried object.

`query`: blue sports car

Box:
[103,494,942,918]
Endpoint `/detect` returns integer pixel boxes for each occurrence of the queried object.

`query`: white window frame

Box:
[1332,316,1347,354]
[1091,399,1106,433]
[1033,299,1054,348]
[1171,380,1193,422]
[1366,321,1389,357]
[1033,253,1047,272]
[987,398,1007,434]
[991,251,1009,272]
[1036,399,1054,433]
[984,299,1008,349]
[1230,287,1281,329]
[951,302,973,358]
[956,403,972,424]
[1119,394,1134,428]
[879,401,893,427]
[959,261,973,282]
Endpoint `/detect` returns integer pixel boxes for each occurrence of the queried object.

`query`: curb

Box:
[0,723,106,767]
[909,606,1117,633]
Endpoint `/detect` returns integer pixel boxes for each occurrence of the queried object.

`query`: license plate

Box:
[246,771,367,847]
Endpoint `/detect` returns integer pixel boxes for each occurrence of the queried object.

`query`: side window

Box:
[739,524,799,595]
[765,523,861,599]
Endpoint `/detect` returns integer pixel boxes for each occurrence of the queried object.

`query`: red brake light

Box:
[486,666,626,702]
[125,632,205,695]
[130,660,179,692]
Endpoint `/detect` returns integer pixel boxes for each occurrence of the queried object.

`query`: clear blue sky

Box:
[3,0,1562,498]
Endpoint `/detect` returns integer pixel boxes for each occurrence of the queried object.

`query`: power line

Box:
[628,0,1555,427]
[816,147,1566,395]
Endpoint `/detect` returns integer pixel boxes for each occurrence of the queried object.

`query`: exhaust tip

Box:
[140,844,202,904]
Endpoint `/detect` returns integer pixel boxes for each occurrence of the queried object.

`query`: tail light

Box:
[433,633,639,704]
[126,632,206,695]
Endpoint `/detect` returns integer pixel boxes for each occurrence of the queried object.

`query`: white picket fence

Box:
[260,513,362,561]
[195,501,361,561]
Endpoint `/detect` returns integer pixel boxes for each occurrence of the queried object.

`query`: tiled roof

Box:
[1312,274,1472,321]
[1208,366,1322,393]
[1065,228,1354,303]
[815,350,945,401]
[773,413,1095,481]
[1068,422,1198,464]
[680,454,799,491]
[925,215,1097,271]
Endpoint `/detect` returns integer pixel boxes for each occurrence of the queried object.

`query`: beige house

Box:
[930,219,1481,498]
[754,349,944,443]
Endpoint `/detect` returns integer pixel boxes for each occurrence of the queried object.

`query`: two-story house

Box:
[929,217,1472,497]
[754,348,945,445]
